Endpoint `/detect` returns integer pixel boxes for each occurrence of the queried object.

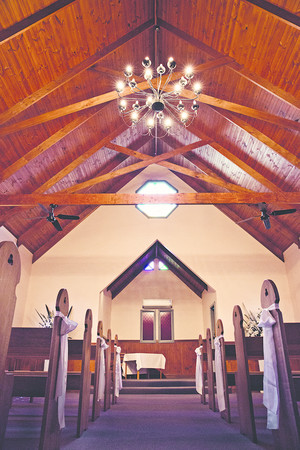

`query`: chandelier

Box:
[115,57,202,137]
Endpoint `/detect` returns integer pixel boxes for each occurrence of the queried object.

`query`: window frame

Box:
[140,309,156,343]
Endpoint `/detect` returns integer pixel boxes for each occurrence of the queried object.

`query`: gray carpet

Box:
[4,392,277,449]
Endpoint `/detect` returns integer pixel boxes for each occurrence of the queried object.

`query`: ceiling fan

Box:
[28,204,80,231]
[237,203,297,230]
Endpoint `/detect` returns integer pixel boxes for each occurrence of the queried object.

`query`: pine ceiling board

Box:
[191,106,298,191]
[0,0,57,30]
[0,0,152,113]
[158,0,299,96]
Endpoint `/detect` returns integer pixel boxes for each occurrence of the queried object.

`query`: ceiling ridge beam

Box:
[158,18,299,108]
[242,0,300,28]
[61,140,211,193]
[0,18,154,126]
[188,125,286,192]
[105,142,253,193]
[210,107,300,168]
[0,192,299,206]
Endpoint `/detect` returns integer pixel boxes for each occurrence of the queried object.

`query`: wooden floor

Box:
[3,391,285,449]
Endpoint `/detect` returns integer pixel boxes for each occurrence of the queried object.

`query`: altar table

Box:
[123,353,166,379]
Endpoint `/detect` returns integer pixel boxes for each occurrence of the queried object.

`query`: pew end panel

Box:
[39,288,69,450]
[92,321,103,421]
[233,305,257,443]
[216,319,231,423]
[76,308,92,438]
[260,280,300,449]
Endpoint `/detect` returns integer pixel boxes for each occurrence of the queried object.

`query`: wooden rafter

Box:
[158,18,300,108]
[0,18,154,126]
[62,140,211,193]
[0,192,299,206]
[244,0,300,28]
[210,108,300,169]
[105,142,252,193]
[0,0,77,44]
[188,125,284,193]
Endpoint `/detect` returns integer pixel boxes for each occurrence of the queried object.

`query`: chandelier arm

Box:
[147,79,160,97]
[160,71,173,93]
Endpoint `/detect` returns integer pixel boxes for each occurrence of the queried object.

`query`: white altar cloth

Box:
[123,353,166,375]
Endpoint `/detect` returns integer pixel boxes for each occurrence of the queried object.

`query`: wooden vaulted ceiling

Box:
[0,0,299,262]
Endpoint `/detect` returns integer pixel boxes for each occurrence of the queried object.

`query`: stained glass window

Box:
[159,310,173,341]
[141,310,155,342]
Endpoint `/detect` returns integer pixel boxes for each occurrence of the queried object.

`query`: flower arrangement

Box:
[36,304,73,328]
[242,303,262,337]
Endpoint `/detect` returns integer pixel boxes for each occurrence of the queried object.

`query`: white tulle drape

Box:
[214,335,225,412]
[195,346,203,395]
[114,346,123,397]
[98,337,109,401]
[55,311,77,429]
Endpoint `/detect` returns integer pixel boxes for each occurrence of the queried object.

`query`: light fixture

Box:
[116,57,202,137]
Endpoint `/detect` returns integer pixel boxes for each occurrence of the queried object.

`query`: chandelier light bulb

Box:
[144,68,153,81]
[177,100,185,111]
[157,111,164,121]
[129,78,137,89]
[157,64,166,75]
[132,100,140,110]
[116,80,125,93]
[164,117,172,129]
[119,99,127,111]
[147,117,155,129]
[181,111,189,123]
[131,110,139,124]
[184,65,194,79]
[191,100,199,111]
[179,76,188,87]
[124,65,133,77]
[142,56,151,68]
[193,82,202,95]
[167,57,176,70]
[146,96,154,107]
[174,83,182,94]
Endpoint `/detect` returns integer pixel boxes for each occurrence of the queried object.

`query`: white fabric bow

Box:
[258,303,280,429]
[98,337,109,401]
[214,335,226,412]
[195,346,203,395]
[55,311,78,429]
[115,346,123,397]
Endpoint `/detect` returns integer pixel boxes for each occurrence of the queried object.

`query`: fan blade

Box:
[56,214,80,220]
[38,203,50,214]
[263,218,271,229]
[51,219,63,231]
[270,208,297,216]
[237,215,260,224]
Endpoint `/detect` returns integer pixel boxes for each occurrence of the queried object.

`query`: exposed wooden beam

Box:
[0,124,127,226]
[176,87,300,132]
[210,108,300,168]
[0,115,92,181]
[62,140,211,193]
[0,192,299,206]
[243,0,300,28]
[105,142,252,193]
[158,19,300,108]
[0,0,77,44]
[0,57,234,134]
[0,18,154,126]
[188,125,284,193]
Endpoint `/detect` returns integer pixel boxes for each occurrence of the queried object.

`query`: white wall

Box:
[284,244,300,320]
[110,262,204,340]
[0,226,33,326]
[24,166,298,341]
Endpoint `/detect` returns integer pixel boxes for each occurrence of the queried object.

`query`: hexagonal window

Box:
[136,180,178,218]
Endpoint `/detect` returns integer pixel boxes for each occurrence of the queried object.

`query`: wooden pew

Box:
[233,279,300,449]
[92,320,104,421]
[206,327,216,412]
[215,319,231,423]
[198,334,206,405]
[3,289,70,449]
[0,241,21,447]
[104,329,112,412]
